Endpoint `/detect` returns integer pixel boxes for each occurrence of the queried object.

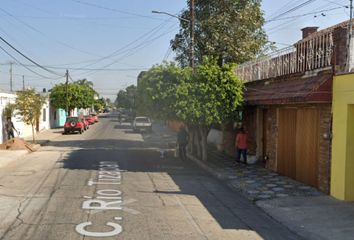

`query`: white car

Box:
[133,117,152,132]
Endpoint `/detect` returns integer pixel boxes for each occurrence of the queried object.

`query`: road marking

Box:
[75,161,125,238]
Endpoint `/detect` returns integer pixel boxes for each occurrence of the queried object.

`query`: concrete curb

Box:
[187,154,229,180]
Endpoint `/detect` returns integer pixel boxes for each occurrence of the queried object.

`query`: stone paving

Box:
[206,149,324,201]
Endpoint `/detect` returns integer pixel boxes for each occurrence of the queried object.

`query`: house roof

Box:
[244,72,332,105]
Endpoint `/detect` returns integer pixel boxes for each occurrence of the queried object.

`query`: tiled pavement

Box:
[198,148,324,202]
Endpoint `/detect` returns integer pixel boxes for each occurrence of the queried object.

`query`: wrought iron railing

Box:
[236,31,334,82]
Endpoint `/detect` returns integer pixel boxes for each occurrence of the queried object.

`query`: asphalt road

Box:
[0,114,302,240]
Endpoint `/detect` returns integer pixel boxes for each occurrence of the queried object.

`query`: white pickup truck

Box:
[132,117,152,132]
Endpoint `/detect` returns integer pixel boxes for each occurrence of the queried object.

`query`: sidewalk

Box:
[24,127,63,145]
[189,147,354,240]
[0,128,63,168]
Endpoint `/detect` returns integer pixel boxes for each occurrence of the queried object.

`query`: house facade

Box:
[331,73,354,201]
[232,21,349,194]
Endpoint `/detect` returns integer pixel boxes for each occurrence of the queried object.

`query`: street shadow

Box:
[114,124,132,130]
[55,137,294,238]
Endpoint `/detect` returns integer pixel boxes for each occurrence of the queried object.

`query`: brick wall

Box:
[318,104,332,193]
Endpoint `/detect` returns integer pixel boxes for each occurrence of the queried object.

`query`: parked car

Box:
[91,113,99,122]
[85,115,95,125]
[132,116,152,132]
[81,117,89,130]
[64,117,85,134]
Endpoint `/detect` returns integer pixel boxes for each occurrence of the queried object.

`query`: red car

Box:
[91,113,99,122]
[81,117,89,130]
[84,115,95,125]
[64,117,85,134]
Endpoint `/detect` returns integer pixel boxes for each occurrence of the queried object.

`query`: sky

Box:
[0,0,350,100]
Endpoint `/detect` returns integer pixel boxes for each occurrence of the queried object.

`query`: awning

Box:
[244,73,332,105]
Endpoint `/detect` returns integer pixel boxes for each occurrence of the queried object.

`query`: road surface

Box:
[0,114,302,240]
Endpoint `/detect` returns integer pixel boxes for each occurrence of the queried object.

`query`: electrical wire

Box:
[70,18,176,72]
[267,0,317,22]
[0,35,63,76]
[0,44,61,79]
[266,6,346,23]
[70,0,163,20]
[0,6,102,57]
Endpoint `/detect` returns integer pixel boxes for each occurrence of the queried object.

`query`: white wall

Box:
[0,93,17,143]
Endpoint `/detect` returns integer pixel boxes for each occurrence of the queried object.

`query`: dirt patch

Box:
[0,138,37,152]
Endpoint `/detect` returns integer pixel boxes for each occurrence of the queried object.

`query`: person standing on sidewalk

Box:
[5,117,18,140]
[177,125,189,160]
[235,127,248,164]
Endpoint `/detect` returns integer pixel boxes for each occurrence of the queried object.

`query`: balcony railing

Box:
[236,31,334,82]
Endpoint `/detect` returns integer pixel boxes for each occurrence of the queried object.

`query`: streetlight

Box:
[152,1,195,70]
[151,10,190,23]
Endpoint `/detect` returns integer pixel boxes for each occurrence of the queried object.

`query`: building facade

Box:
[231,21,350,194]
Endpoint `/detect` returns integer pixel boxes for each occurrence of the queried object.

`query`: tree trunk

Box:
[31,123,36,144]
[199,126,209,161]
[187,126,195,155]
[195,128,202,159]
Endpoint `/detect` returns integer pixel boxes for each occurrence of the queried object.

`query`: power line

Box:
[0,35,63,76]
[0,6,102,57]
[0,44,60,79]
[267,0,317,22]
[71,19,175,72]
[266,6,346,23]
[70,0,163,20]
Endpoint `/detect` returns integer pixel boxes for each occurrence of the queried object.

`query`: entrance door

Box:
[296,109,319,187]
[277,107,319,187]
[277,108,297,179]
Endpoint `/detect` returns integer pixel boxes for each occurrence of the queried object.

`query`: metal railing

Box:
[236,31,334,82]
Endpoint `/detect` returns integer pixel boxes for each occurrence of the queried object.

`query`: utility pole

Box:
[9,62,13,92]
[65,69,69,116]
[347,0,353,71]
[190,0,195,70]
[22,75,25,90]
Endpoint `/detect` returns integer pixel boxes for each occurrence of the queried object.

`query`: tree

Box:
[94,98,106,112]
[50,82,96,115]
[136,62,189,119]
[115,85,137,110]
[175,57,244,160]
[171,0,267,66]
[15,89,46,143]
[4,103,16,119]
[135,59,244,161]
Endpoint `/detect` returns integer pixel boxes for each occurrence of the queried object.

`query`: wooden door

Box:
[277,108,297,179]
[296,108,319,187]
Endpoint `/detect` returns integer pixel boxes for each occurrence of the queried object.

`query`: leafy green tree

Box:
[94,98,106,112]
[4,103,16,119]
[136,62,189,119]
[171,0,267,66]
[136,59,244,161]
[15,89,46,143]
[115,85,137,110]
[50,82,95,115]
[176,57,244,160]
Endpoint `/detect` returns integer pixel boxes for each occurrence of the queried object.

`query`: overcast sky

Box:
[0,0,350,99]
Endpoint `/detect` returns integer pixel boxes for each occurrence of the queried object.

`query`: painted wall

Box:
[0,93,16,143]
[331,73,354,200]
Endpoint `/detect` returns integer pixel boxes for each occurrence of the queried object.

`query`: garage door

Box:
[277,108,319,187]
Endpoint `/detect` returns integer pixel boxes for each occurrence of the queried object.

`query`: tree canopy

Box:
[171,0,267,66]
[50,81,96,113]
[136,58,244,160]
[15,89,46,142]
[115,85,137,110]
